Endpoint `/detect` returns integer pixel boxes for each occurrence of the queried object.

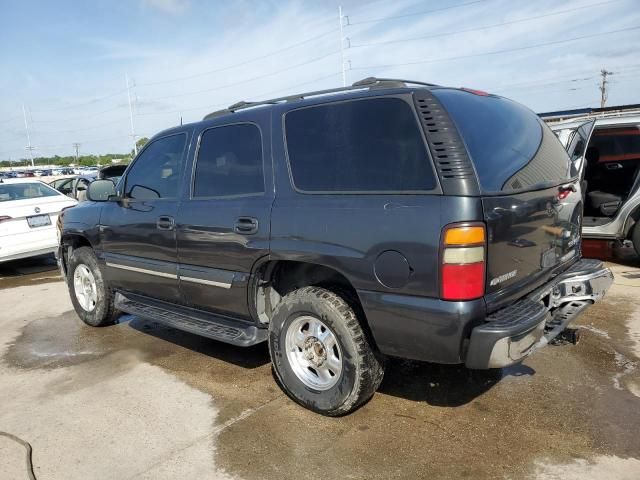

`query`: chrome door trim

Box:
[106,262,178,279]
[179,275,232,289]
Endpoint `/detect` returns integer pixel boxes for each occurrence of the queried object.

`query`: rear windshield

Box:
[285,97,437,193]
[0,182,61,202]
[432,89,572,193]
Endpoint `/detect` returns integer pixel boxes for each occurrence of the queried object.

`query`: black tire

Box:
[67,247,117,327]
[632,222,640,256]
[268,286,384,416]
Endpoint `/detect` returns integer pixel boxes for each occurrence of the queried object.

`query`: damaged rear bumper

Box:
[465,259,613,369]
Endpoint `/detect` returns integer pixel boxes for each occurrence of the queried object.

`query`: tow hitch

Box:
[553,327,582,345]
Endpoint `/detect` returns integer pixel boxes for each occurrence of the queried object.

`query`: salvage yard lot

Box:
[1,254,640,479]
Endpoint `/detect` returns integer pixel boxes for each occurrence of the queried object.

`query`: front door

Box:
[177,120,272,319]
[99,132,189,302]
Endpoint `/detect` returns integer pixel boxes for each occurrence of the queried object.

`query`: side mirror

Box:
[87,179,117,202]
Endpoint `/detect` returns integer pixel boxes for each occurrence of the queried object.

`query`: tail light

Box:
[440,223,486,301]
[0,216,12,223]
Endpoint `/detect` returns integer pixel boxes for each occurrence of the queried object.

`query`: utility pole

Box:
[22,104,35,167]
[338,6,348,87]
[126,73,138,156]
[599,69,613,108]
[72,143,81,164]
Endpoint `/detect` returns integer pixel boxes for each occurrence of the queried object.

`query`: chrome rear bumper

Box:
[465,259,613,369]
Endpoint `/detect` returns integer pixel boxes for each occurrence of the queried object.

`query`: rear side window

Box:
[285,97,436,193]
[193,124,264,198]
[432,89,572,193]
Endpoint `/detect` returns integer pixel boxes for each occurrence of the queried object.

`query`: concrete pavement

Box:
[1,254,639,479]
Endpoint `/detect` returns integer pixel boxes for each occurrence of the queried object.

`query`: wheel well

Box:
[62,234,92,250]
[253,261,364,325]
[60,234,92,274]
[624,205,640,238]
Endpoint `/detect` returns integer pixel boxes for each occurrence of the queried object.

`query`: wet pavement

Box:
[1,253,640,479]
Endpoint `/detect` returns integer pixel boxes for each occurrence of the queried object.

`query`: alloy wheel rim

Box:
[285,315,343,391]
[73,264,97,312]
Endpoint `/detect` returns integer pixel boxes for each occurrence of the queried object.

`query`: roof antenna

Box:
[180,115,183,126]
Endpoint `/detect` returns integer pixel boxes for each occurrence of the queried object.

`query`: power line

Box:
[351,25,640,71]
[30,103,127,124]
[136,71,341,118]
[136,27,339,88]
[348,0,490,26]
[29,88,129,114]
[349,0,623,49]
[140,48,340,103]
[30,118,126,136]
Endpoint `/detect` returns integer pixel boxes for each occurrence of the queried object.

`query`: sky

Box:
[1,0,639,161]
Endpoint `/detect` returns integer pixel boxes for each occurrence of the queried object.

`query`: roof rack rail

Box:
[203,77,438,120]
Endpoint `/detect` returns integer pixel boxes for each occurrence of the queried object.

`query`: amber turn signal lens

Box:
[444,226,485,246]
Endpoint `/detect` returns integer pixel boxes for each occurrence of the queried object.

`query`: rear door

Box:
[551,119,596,180]
[176,116,272,319]
[433,89,582,310]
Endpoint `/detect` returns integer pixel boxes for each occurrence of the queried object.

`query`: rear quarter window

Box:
[284,97,437,193]
[432,89,572,193]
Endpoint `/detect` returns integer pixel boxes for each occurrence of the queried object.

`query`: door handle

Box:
[234,217,258,235]
[156,216,175,230]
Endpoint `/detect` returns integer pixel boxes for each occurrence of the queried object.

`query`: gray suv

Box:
[58,78,613,415]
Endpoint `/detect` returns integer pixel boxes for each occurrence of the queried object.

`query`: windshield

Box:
[0,182,62,202]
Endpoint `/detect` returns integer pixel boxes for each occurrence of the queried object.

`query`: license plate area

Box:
[27,214,51,228]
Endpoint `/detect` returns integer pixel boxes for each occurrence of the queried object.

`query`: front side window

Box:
[285,97,437,193]
[125,133,187,200]
[193,124,264,198]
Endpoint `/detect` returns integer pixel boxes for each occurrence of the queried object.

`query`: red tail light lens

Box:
[440,223,486,301]
[0,216,12,223]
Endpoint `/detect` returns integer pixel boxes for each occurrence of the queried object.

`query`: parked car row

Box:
[0,166,105,179]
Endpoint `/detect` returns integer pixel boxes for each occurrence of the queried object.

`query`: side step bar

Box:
[114,292,267,347]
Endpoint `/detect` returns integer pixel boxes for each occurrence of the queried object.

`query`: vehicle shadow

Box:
[0,253,58,278]
[378,357,535,407]
[122,314,270,369]
[120,313,535,399]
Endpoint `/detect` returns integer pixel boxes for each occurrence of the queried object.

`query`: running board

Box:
[114,292,267,347]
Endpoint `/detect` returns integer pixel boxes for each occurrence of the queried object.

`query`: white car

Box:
[0,179,77,263]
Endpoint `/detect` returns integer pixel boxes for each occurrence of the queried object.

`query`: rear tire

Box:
[632,222,640,256]
[67,247,117,327]
[268,286,384,416]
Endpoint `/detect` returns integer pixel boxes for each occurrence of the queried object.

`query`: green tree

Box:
[132,137,149,156]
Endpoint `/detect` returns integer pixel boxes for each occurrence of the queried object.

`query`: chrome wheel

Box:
[285,315,343,391]
[73,264,97,312]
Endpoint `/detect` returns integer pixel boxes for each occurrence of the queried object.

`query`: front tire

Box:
[67,247,117,327]
[268,286,384,416]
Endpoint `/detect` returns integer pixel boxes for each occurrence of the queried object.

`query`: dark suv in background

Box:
[58,78,613,416]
